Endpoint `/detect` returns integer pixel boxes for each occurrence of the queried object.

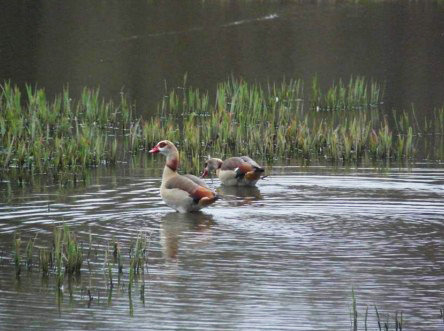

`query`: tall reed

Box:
[2,77,441,177]
[0,82,134,176]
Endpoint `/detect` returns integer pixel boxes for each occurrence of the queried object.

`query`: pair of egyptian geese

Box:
[149,140,264,213]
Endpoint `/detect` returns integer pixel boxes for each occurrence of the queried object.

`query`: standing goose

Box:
[150,140,218,213]
[201,156,265,186]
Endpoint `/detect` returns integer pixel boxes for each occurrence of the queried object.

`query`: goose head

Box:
[149,140,176,156]
[201,157,223,178]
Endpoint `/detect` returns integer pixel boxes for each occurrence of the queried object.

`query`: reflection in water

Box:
[159,212,215,260]
[218,185,263,206]
[1,1,444,116]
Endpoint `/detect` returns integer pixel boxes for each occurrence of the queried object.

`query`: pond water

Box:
[1,162,444,330]
[1,0,444,330]
[1,0,444,117]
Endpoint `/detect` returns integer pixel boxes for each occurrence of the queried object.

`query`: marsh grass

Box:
[113,240,123,273]
[1,78,442,177]
[63,225,83,276]
[130,233,148,275]
[139,76,434,173]
[25,235,37,270]
[10,227,151,313]
[53,227,64,287]
[0,83,133,179]
[13,233,21,278]
[5,229,430,324]
[39,248,50,276]
[351,292,404,331]
[105,244,113,289]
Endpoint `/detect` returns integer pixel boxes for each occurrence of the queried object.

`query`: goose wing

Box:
[183,174,210,189]
[241,156,264,172]
[165,175,216,203]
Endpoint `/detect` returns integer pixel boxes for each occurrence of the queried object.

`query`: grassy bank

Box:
[1,78,443,177]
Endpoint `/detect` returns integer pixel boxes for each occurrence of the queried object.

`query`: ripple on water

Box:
[0,166,443,330]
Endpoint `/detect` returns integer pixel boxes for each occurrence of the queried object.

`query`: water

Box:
[1,163,444,330]
[1,1,444,116]
[1,0,444,329]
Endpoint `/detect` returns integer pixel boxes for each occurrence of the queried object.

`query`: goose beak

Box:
[149,146,160,153]
[200,168,209,178]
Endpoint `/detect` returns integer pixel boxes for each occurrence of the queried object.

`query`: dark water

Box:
[1,163,444,330]
[1,1,444,116]
[1,1,444,330]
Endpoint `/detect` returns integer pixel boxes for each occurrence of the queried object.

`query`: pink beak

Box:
[149,146,160,153]
[200,168,209,178]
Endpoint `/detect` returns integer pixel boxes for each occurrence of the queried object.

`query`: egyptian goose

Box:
[201,156,265,186]
[149,140,218,213]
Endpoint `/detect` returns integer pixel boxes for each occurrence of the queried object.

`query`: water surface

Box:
[1,1,444,116]
[1,1,444,329]
[1,164,444,330]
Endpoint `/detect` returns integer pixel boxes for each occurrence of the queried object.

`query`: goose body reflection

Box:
[218,185,263,206]
[159,212,215,260]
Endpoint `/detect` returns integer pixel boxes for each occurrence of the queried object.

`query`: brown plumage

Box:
[149,140,218,212]
[202,156,264,186]
[165,176,216,203]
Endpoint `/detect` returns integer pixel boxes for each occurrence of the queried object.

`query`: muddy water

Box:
[1,163,444,330]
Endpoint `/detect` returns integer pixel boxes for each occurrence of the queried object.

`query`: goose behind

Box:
[201,156,265,186]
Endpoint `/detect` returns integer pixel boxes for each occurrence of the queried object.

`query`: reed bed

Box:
[0,83,131,177]
[1,78,442,177]
[138,77,440,173]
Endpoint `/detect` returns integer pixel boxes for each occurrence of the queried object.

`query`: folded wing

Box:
[165,175,217,204]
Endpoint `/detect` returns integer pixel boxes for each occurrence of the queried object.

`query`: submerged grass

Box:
[4,229,438,325]
[10,227,150,290]
[1,77,442,177]
[13,233,21,278]
[39,248,50,276]
[25,235,37,270]
[351,291,404,331]
[63,225,83,276]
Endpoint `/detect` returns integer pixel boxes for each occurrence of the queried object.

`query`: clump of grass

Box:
[130,232,148,275]
[311,76,383,112]
[352,289,358,331]
[39,248,50,276]
[113,240,123,273]
[104,244,113,289]
[53,227,64,287]
[13,233,21,278]
[140,282,145,303]
[0,82,135,179]
[351,291,403,331]
[25,235,37,270]
[128,232,149,292]
[63,225,83,276]
[87,229,93,261]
